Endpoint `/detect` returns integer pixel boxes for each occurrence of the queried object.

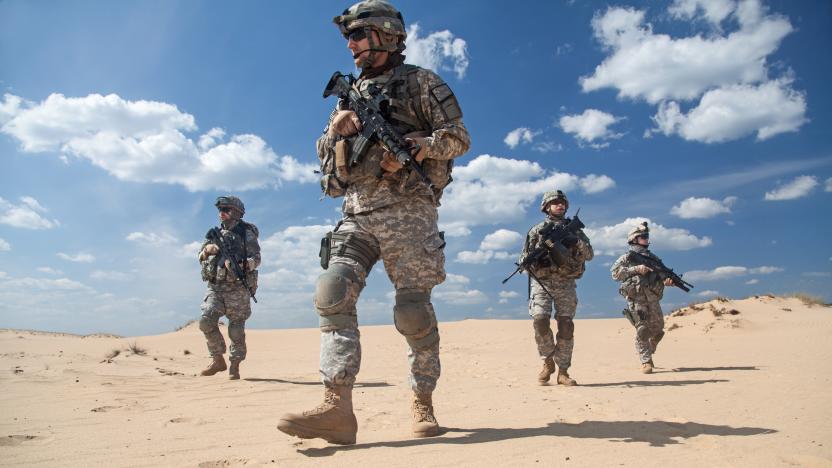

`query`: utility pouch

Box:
[319,232,333,270]
[335,139,350,178]
[622,308,637,327]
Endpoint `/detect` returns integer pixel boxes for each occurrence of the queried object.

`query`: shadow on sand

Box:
[581,378,729,388]
[298,420,777,456]
[245,378,391,388]
[670,366,759,373]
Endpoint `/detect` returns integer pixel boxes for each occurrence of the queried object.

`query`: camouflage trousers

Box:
[319,199,445,394]
[200,285,252,361]
[528,275,577,370]
[628,298,665,364]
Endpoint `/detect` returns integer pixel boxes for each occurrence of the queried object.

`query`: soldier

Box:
[197,196,261,380]
[519,190,593,386]
[277,0,469,445]
[610,222,675,374]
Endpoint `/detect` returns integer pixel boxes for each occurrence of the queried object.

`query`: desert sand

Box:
[1,295,830,467]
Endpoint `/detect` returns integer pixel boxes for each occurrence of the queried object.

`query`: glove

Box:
[380,136,427,174]
[633,264,653,275]
[328,110,362,138]
[245,258,257,271]
[199,244,219,261]
[663,278,674,287]
[562,234,579,248]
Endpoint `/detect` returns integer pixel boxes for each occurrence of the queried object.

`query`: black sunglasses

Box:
[346,28,367,42]
[218,206,233,213]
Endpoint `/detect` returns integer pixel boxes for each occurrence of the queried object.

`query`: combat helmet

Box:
[215,195,245,217]
[627,221,649,244]
[540,190,569,213]
[333,1,407,67]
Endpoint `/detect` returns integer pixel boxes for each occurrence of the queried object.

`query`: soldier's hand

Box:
[405,137,427,162]
[245,258,257,271]
[328,110,362,138]
[380,151,403,174]
[199,244,219,261]
[663,278,674,287]
[634,264,653,275]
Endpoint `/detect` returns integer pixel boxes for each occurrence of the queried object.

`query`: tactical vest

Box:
[201,221,255,286]
[320,64,454,201]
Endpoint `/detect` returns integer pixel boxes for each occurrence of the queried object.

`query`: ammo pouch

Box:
[319,231,380,271]
[622,307,644,328]
[200,255,219,283]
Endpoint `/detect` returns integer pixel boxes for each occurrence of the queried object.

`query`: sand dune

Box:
[1,296,830,467]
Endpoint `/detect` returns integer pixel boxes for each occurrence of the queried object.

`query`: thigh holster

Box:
[394,288,439,349]
[320,230,379,271]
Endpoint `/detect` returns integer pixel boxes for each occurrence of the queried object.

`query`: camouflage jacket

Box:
[317,64,470,214]
[519,216,594,279]
[611,246,665,301]
[200,219,261,290]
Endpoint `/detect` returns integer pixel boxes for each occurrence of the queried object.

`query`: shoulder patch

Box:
[430,83,463,121]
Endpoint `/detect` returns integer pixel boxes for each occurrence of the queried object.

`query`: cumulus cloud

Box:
[559,109,623,147]
[504,127,540,149]
[683,265,783,281]
[37,267,63,275]
[745,278,759,285]
[0,276,94,292]
[498,290,519,304]
[649,79,807,143]
[825,177,832,192]
[177,241,203,259]
[0,238,9,252]
[445,273,470,284]
[126,231,179,245]
[670,196,737,218]
[584,217,712,256]
[764,175,818,201]
[439,155,615,236]
[259,224,333,290]
[582,1,807,143]
[90,270,131,281]
[0,196,60,229]
[697,290,721,297]
[57,252,95,263]
[455,249,512,265]
[0,93,316,191]
[456,229,523,265]
[433,288,488,305]
[405,24,469,79]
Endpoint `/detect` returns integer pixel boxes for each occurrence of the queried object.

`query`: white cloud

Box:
[0,196,60,230]
[498,290,520,304]
[126,231,179,245]
[439,155,615,236]
[90,270,131,281]
[57,252,96,263]
[0,276,94,292]
[0,238,9,251]
[669,0,736,26]
[445,273,470,285]
[178,241,203,259]
[532,141,564,153]
[504,127,539,149]
[650,79,807,143]
[37,267,63,275]
[670,196,737,218]
[259,225,333,291]
[584,217,712,256]
[745,278,759,285]
[0,93,316,192]
[697,290,720,297]
[581,2,794,104]
[559,109,623,146]
[455,249,512,265]
[480,229,523,251]
[825,177,832,192]
[683,265,783,281]
[405,24,469,79]
[433,288,488,305]
[764,175,818,201]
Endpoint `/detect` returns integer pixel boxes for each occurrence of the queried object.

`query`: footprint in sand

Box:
[197,457,252,467]
[0,435,42,446]
[90,406,120,413]
[156,368,184,376]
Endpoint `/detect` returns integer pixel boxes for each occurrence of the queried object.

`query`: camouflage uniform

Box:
[519,195,593,371]
[199,216,261,362]
[611,245,666,364]
[315,60,469,394]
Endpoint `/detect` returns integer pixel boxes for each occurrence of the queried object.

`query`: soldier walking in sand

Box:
[277,0,470,445]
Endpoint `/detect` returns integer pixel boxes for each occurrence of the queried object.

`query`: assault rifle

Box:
[627,251,694,293]
[323,71,432,188]
[206,227,258,303]
[502,210,586,286]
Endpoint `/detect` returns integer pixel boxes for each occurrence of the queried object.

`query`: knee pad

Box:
[636,324,651,341]
[314,263,360,331]
[199,315,217,333]
[394,288,439,349]
[653,330,665,344]
[227,321,246,341]
[532,316,551,336]
[556,317,575,340]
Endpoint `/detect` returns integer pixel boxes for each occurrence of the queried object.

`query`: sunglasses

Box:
[346,28,367,42]
[218,206,233,213]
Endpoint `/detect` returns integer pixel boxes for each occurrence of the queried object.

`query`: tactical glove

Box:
[633,264,653,275]
[199,244,219,261]
[328,110,362,138]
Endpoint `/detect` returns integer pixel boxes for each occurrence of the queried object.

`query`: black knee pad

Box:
[314,263,360,330]
[394,288,439,349]
[556,317,575,340]
[199,315,217,333]
[636,324,651,341]
[533,316,551,335]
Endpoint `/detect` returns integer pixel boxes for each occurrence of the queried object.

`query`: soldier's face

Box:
[218,207,232,222]
[547,200,567,217]
[637,235,650,246]
[347,29,387,68]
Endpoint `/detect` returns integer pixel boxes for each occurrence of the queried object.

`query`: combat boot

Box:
[228,359,241,380]
[277,385,357,445]
[641,360,654,374]
[200,355,227,376]
[411,392,440,438]
[556,368,578,386]
[537,356,556,384]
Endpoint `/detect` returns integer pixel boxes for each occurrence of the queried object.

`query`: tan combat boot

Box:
[641,360,654,374]
[412,392,440,438]
[537,356,556,384]
[228,359,241,380]
[556,368,578,386]
[277,385,357,445]
[200,355,227,376]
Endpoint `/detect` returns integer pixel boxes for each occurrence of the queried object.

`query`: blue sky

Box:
[1,0,830,335]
